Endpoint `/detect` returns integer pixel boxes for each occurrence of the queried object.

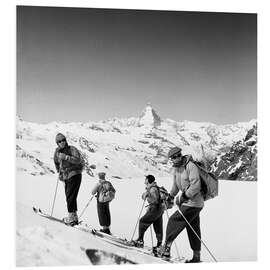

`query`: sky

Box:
[17,6,257,125]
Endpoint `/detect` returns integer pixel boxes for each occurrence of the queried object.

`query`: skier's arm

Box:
[91,183,100,195]
[64,146,81,164]
[141,191,148,200]
[53,150,60,173]
[169,172,179,197]
[184,162,201,198]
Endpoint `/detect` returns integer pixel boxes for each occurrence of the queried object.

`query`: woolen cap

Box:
[168,147,182,159]
[55,133,66,143]
[98,172,106,179]
[145,174,155,184]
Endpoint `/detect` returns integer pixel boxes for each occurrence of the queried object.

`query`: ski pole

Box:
[177,208,218,262]
[131,198,146,241]
[150,225,154,248]
[79,195,94,220]
[164,205,181,260]
[51,177,60,216]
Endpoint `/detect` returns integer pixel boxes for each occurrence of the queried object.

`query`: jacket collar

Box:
[146,181,157,191]
[173,154,193,168]
[99,179,106,184]
[56,143,69,152]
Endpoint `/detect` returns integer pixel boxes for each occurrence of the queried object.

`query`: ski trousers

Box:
[97,201,111,227]
[139,204,164,242]
[64,173,82,213]
[165,205,203,251]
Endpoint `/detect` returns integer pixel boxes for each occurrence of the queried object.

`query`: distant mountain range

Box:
[16,104,257,180]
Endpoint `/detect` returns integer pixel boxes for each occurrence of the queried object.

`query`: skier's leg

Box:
[186,208,202,262]
[138,207,156,240]
[97,202,107,226]
[103,202,111,228]
[165,209,186,245]
[65,174,82,213]
[152,210,163,245]
[99,203,111,235]
[165,206,200,245]
[161,206,199,258]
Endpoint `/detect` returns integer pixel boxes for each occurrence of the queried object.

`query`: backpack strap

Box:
[155,186,161,202]
[150,185,162,205]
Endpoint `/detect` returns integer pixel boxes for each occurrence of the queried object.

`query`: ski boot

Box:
[130,239,144,248]
[185,258,202,263]
[63,212,78,226]
[152,241,162,256]
[185,251,201,263]
[99,228,111,235]
[159,244,171,260]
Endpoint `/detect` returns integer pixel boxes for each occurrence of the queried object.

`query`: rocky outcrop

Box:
[211,124,257,181]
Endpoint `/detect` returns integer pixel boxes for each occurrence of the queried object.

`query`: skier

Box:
[131,175,164,253]
[91,172,115,235]
[53,133,83,226]
[160,147,204,263]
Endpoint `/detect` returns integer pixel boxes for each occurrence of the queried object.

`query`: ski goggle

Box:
[57,139,66,144]
[170,153,182,160]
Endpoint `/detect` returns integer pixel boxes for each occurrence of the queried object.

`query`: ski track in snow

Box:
[16,172,257,266]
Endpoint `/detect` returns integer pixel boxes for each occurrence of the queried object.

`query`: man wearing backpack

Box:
[131,175,164,253]
[53,133,83,226]
[160,147,204,263]
[91,172,115,235]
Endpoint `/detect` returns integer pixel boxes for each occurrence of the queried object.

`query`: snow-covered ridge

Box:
[16,105,257,180]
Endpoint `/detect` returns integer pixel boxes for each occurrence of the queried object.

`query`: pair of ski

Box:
[89,227,184,263]
[32,207,184,264]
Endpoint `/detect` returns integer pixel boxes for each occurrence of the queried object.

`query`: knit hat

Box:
[55,133,66,144]
[98,172,106,180]
[168,147,182,159]
[145,174,155,184]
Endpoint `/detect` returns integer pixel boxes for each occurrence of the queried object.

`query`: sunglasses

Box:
[170,153,182,160]
[57,139,66,144]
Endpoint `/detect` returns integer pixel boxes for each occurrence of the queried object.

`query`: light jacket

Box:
[170,155,204,208]
[91,179,115,203]
[91,179,106,196]
[54,145,82,181]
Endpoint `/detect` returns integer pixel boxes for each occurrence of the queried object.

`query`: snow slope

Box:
[15,105,257,266]
[16,172,257,266]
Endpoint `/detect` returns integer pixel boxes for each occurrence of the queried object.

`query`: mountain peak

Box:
[138,103,162,127]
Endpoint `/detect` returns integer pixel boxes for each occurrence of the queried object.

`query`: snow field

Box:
[16,172,256,265]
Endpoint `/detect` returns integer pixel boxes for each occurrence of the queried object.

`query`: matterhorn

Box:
[138,103,162,127]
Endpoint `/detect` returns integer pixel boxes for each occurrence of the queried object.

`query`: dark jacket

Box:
[54,145,82,181]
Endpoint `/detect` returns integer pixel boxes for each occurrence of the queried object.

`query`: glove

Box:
[58,172,64,181]
[176,192,189,207]
[165,194,174,209]
[142,192,148,200]
[58,153,70,161]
